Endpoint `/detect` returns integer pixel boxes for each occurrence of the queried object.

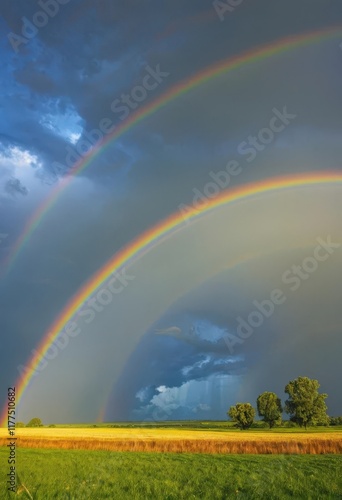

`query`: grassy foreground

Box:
[1,447,341,499]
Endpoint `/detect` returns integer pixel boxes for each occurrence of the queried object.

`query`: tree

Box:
[257,392,283,429]
[26,417,43,427]
[284,377,328,429]
[330,416,342,426]
[228,403,255,430]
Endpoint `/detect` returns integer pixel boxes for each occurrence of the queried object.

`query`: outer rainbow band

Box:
[4,27,341,274]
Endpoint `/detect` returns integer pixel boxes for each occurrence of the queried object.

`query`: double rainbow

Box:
[2,26,342,425]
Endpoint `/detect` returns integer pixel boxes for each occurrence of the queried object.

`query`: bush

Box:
[283,420,297,428]
[329,416,342,426]
[26,417,43,427]
[16,422,25,428]
[251,421,268,429]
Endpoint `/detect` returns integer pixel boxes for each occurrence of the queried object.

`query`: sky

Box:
[0,0,342,424]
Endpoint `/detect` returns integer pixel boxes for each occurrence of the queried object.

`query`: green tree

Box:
[26,417,43,427]
[228,403,255,430]
[330,416,342,426]
[284,377,328,429]
[257,392,283,429]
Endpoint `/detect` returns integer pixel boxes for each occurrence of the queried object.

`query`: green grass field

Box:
[1,447,342,499]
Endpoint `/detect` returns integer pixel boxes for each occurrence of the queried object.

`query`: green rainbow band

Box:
[2,171,342,426]
[4,26,341,273]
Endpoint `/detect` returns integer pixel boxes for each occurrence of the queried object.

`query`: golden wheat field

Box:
[1,427,342,454]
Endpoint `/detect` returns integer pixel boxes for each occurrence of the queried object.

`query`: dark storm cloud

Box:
[181,354,243,380]
[1,0,215,180]
[14,64,56,94]
[105,322,244,420]
[154,325,242,355]
[1,0,340,186]
[4,178,28,197]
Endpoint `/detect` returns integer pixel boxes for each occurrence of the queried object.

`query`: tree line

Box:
[228,376,340,430]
